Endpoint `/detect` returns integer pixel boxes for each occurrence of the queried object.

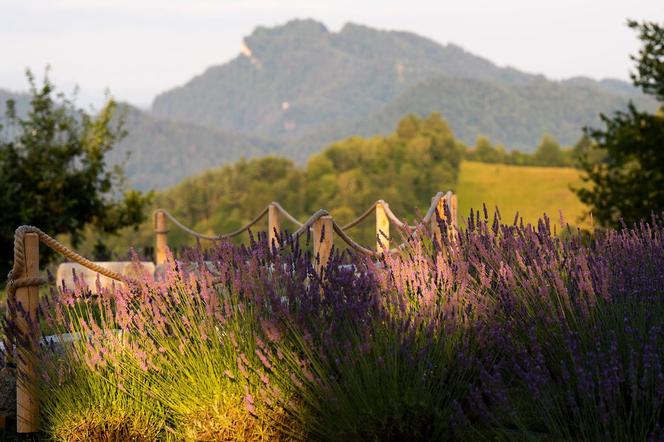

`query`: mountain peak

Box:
[150,19,654,179]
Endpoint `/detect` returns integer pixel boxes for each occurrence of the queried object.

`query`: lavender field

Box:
[4,210,664,441]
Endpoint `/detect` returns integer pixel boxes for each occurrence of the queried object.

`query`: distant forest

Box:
[99,114,462,255]
[93,113,584,258]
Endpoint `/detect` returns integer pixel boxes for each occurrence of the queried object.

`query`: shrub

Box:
[2,212,663,441]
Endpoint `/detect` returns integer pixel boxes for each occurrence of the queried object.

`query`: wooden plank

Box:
[16,232,39,434]
[268,204,280,250]
[155,211,169,266]
[375,202,390,253]
[313,215,333,277]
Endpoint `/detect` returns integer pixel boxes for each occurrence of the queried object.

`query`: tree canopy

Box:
[465,134,576,167]
[574,20,664,227]
[0,71,151,277]
[104,113,463,254]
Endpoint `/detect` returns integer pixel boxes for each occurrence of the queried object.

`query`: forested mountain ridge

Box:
[285,75,651,161]
[109,104,278,190]
[0,89,278,190]
[151,19,538,138]
[152,19,656,156]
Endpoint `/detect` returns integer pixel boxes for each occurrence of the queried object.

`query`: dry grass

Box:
[178,396,298,442]
[50,410,163,442]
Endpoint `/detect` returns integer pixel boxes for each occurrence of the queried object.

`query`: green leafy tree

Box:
[467,136,505,163]
[575,21,664,226]
[108,113,463,253]
[0,71,152,277]
[532,135,565,166]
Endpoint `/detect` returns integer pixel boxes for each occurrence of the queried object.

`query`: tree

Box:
[574,21,664,227]
[0,71,152,278]
[532,135,565,167]
[468,136,505,163]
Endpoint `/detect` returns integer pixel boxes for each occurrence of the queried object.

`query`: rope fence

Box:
[3,191,457,434]
[4,226,136,434]
[153,191,457,265]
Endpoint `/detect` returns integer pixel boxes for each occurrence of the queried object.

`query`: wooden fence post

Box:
[268,203,280,250]
[450,194,458,229]
[15,232,40,434]
[376,202,390,253]
[431,195,448,246]
[313,215,333,277]
[155,211,169,266]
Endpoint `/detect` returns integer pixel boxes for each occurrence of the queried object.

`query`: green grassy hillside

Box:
[456,161,590,229]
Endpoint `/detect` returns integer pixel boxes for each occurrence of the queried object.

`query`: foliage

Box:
[7,209,660,441]
[629,20,664,102]
[575,20,664,227]
[100,113,462,255]
[465,134,576,167]
[305,113,462,218]
[0,71,152,278]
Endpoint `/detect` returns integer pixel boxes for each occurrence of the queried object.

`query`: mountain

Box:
[152,19,657,157]
[0,88,31,127]
[0,88,278,190]
[285,75,655,160]
[151,19,536,139]
[3,20,659,189]
[110,105,278,190]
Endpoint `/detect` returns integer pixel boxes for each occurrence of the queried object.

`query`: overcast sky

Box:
[1,0,662,109]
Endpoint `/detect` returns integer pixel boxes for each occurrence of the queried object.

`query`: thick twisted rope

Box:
[154,192,450,244]
[290,209,330,239]
[288,193,455,257]
[152,192,454,256]
[6,225,133,302]
[341,201,378,230]
[270,202,304,227]
[5,192,455,294]
[380,201,409,229]
[340,200,412,231]
[331,220,379,256]
[154,207,269,241]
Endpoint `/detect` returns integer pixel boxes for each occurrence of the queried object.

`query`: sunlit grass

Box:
[457,161,590,229]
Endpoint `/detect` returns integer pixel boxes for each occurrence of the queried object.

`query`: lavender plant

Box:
[460,210,664,440]
[1,210,662,441]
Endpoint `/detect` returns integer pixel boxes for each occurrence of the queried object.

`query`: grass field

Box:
[456,161,591,230]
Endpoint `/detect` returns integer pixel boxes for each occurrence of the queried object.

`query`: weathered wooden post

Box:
[268,203,280,250]
[15,232,40,434]
[376,201,390,253]
[431,194,448,246]
[313,215,333,276]
[450,194,458,229]
[155,211,169,266]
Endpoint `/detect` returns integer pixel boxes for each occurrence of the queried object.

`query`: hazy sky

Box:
[1,0,662,108]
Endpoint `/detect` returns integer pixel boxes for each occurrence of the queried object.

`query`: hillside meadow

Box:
[457,161,591,230]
